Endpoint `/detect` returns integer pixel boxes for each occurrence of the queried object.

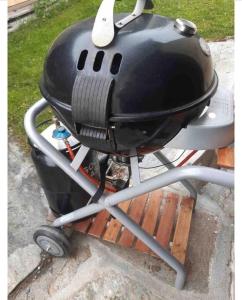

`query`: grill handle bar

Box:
[104,165,234,207]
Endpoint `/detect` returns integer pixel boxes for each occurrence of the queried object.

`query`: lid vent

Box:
[93,51,105,72]
[77,50,88,70]
[110,53,122,75]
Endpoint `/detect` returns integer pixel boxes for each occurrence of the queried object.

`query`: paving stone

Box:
[8,244,41,293]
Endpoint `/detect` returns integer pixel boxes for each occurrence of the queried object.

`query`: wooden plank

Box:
[88,210,110,238]
[171,197,194,264]
[72,191,194,266]
[118,193,148,247]
[8,1,36,19]
[135,190,162,253]
[156,193,178,249]
[46,210,57,222]
[8,1,36,22]
[8,0,29,7]
[73,218,93,233]
[8,0,35,10]
[103,200,131,243]
[217,147,234,169]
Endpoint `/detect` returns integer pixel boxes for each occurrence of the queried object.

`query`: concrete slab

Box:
[8,135,48,255]
[8,244,41,293]
[210,40,234,92]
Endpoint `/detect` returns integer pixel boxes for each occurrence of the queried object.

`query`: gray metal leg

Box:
[104,165,233,207]
[106,205,186,289]
[154,151,198,206]
[130,149,141,186]
[53,203,103,227]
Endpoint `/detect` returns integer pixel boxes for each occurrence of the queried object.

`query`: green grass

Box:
[8,0,234,147]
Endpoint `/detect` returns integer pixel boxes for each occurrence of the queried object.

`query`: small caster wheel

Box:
[33,225,71,257]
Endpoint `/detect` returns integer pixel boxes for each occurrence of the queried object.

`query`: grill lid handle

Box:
[92,0,116,48]
[92,0,153,48]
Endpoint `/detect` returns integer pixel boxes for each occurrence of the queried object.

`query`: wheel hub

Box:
[36,236,64,257]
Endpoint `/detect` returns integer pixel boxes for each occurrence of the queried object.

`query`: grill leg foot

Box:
[175,270,187,290]
[106,205,187,290]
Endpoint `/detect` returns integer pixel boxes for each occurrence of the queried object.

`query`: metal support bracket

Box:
[92,0,147,47]
[70,145,90,171]
[130,149,141,186]
[115,0,147,29]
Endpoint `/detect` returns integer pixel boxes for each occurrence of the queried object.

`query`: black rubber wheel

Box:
[33,225,71,257]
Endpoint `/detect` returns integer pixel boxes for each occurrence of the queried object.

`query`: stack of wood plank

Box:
[73,190,194,265]
[8,0,37,21]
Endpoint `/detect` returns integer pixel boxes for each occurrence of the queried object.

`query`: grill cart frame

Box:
[24,93,234,290]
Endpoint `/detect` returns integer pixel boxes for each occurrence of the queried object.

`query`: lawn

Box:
[8,0,234,147]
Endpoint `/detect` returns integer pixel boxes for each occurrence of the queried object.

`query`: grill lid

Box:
[39,0,218,155]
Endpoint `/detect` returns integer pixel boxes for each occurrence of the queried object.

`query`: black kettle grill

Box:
[40,0,218,156]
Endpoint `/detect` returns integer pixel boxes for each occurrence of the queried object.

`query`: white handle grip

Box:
[92,0,147,47]
[92,0,116,48]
